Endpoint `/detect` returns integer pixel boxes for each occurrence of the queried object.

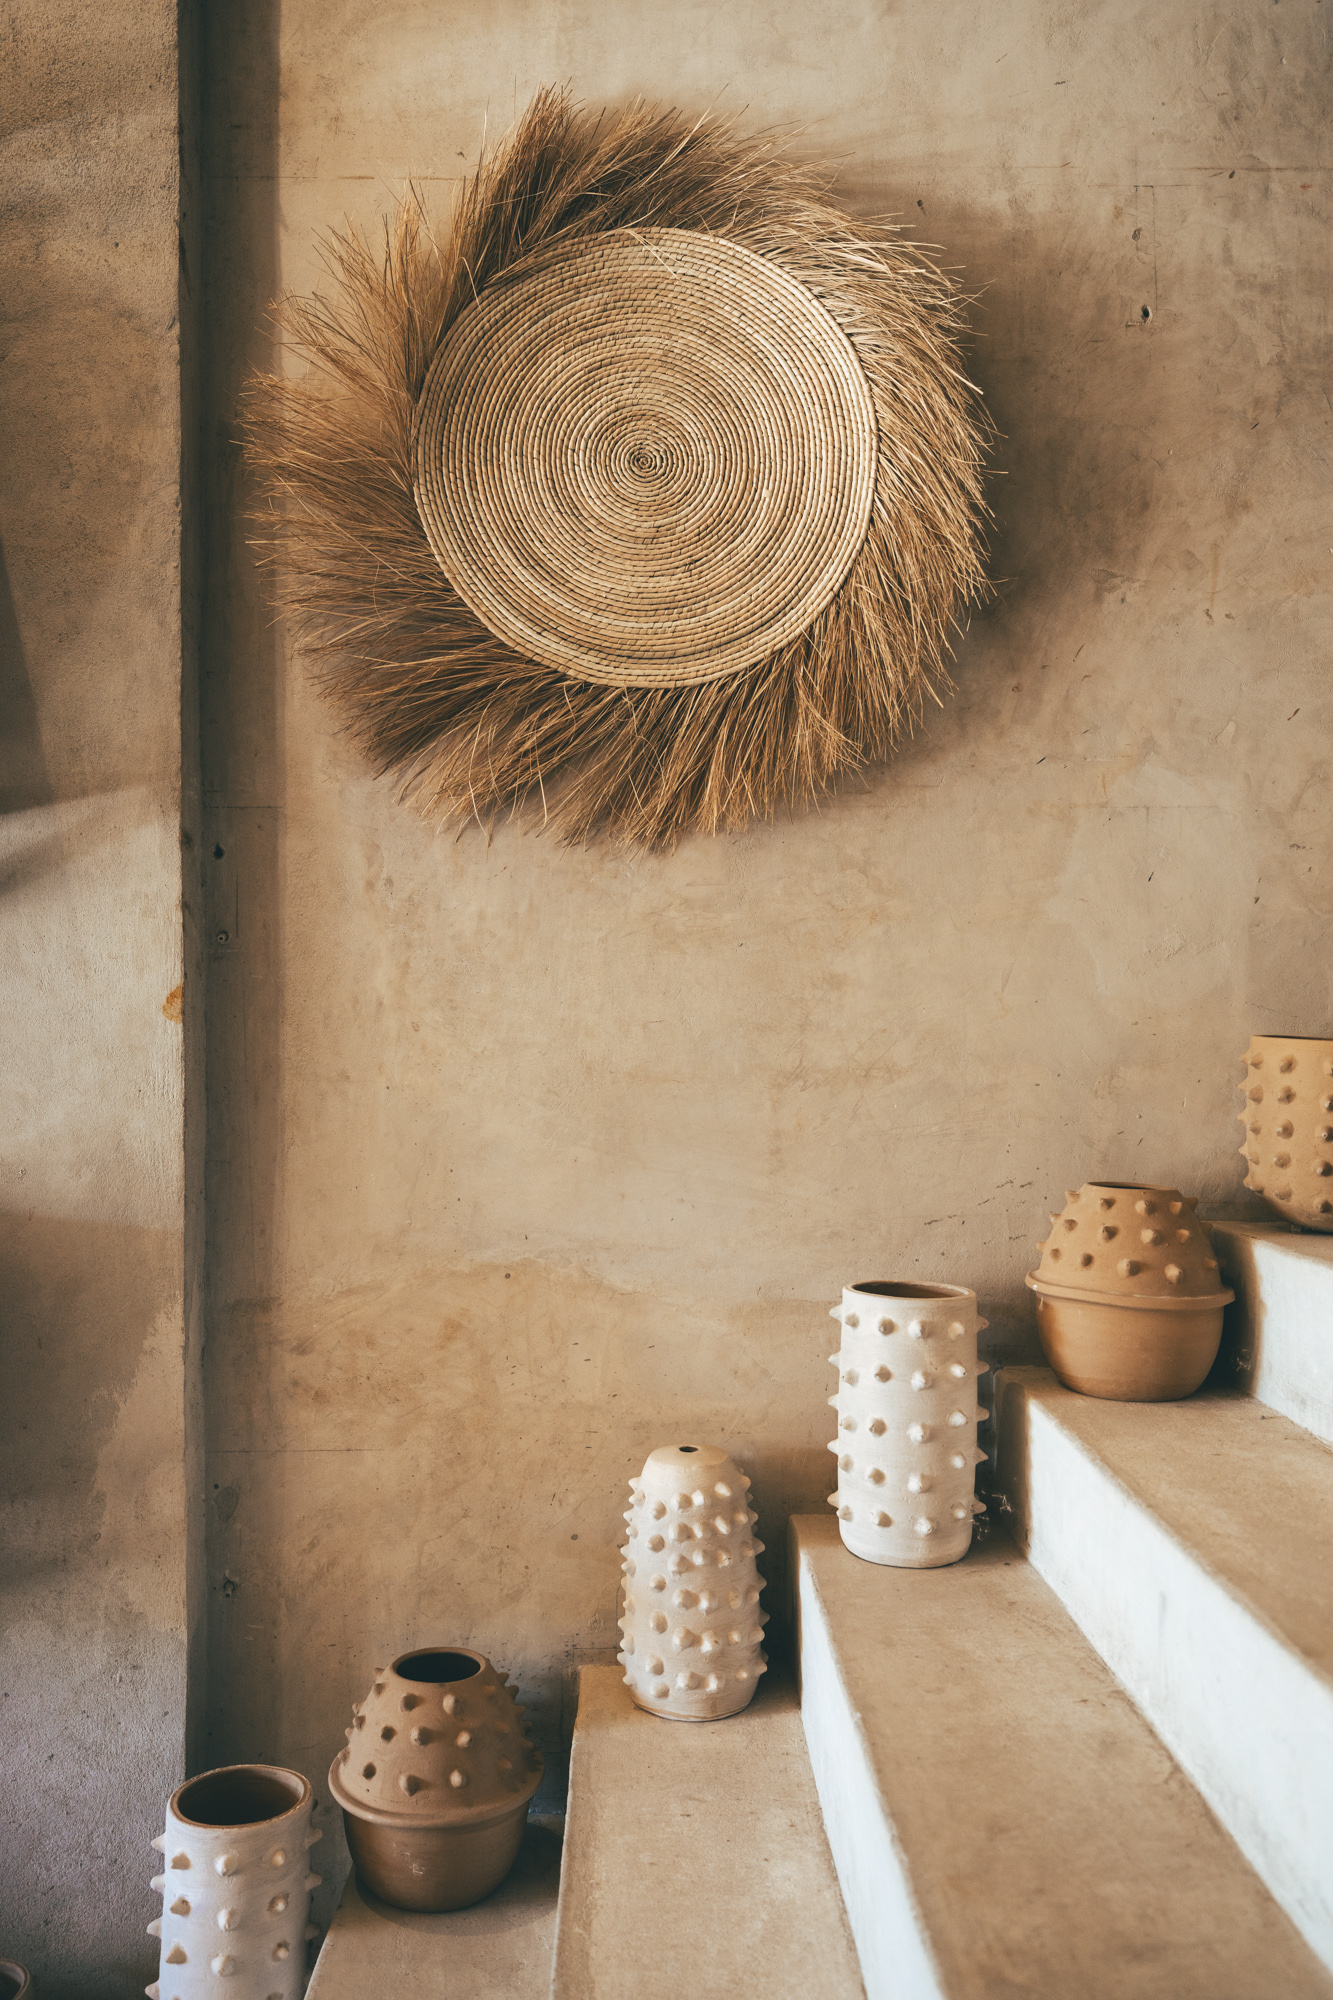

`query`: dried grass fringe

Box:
[240,87,992,845]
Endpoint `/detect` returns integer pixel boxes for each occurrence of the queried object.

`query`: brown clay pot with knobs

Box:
[329,1647,542,1911]
[1025,1183,1233,1400]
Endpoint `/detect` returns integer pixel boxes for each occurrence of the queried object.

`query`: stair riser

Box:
[795,1552,945,2000]
[1211,1223,1333,1447]
[1001,1387,1333,1973]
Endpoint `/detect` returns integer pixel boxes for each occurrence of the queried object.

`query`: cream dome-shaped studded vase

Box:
[618,1443,769,1721]
[827,1283,988,1568]
[146,1763,319,2000]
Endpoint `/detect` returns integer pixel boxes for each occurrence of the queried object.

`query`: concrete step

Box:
[792,1512,1332,2000]
[996,1368,1333,1974]
[549,1663,863,2000]
[1210,1219,1333,1445]
[305,1815,562,1998]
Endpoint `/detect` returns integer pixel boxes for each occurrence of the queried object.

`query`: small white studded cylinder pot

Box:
[146,1763,318,2000]
[827,1283,988,1569]
[618,1443,769,1721]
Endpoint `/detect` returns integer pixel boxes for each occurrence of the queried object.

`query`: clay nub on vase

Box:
[1236,1034,1333,1235]
[329,1647,542,1912]
[148,1763,318,2000]
[618,1443,769,1721]
[1025,1182,1234,1400]
[827,1282,988,1570]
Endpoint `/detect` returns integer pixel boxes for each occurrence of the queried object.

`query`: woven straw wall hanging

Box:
[243,88,992,844]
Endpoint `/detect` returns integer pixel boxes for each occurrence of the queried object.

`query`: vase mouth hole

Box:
[393,1648,485,1686]
[1090,1183,1176,1193]
[852,1281,968,1300]
[677,1444,699,1452]
[175,1766,305,1828]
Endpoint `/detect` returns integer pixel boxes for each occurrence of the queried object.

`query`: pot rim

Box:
[1026,1271,1234,1312]
[0,1964,31,2000]
[168,1761,312,1833]
[844,1280,973,1302]
[389,1645,489,1687]
[328,1752,541,1829]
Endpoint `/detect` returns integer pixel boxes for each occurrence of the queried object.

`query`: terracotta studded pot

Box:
[1237,1034,1333,1233]
[1026,1183,1233,1401]
[329,1648,542,1912]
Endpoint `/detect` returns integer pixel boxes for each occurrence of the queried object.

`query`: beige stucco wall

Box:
[1,3,202,1994]
[200,0,1329,1934]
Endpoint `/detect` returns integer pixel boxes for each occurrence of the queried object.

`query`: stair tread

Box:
[549,1664,864,2000]
[306,1817,561,1998]
[1000,1368,1333,1680]
[794,1513,1332,1998]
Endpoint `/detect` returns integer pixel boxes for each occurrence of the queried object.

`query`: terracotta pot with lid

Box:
[329,1647,542,1911]
[1025,1183,1233,1401]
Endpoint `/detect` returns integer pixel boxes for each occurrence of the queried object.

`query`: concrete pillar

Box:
[0,2,203,1992]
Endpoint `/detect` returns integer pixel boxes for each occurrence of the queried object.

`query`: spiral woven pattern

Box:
[414,230,877,689]
[241,89,993,842]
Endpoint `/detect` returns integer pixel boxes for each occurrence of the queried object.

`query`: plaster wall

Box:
[0,2,202,1994]
[200,0,1331,1926]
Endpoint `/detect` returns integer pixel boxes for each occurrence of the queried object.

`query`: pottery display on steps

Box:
[145,1763,319,2000]
[329,1647,542,1912]
[826,1282,989,1569]
[1237,1033,1333,1234]
[618,1443,769,1721]
[1025,1182,1234,1400]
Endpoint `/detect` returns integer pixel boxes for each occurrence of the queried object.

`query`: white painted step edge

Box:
[794,1544,947,2000]
[1210,1220,1333,1446]
[998,1374,1333,1975]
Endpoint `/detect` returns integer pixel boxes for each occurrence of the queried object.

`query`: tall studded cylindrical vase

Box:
[618,1443,769,1720]
[827,1282,988,1568]
[146,1764,319,2000]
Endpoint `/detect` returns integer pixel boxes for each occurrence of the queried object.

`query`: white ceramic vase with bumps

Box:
[827,1282,988,1568]
[146,1764,319,2000]
[618,1443,769,1720]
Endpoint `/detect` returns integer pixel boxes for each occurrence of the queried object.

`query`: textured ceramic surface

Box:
[618,1444,769,1720]
[1026,1183,1233,1401]
[825,1283,988,1568]
[329,1648,542,1912]
[1238,1036,1333,1235]
[146,1764,318,2000]
[1030,1184,1228,1300]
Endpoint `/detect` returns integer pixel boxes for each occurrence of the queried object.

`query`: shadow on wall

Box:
[0,541,53,814]
[0,1210,181,1996]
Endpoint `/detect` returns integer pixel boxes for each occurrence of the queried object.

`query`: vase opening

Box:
[852,1281,969,1299]
[393,1647,484,1685]
[1093,1183,1175,1192]
[175,1767,304,1828]
[677,1444,699,1452]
